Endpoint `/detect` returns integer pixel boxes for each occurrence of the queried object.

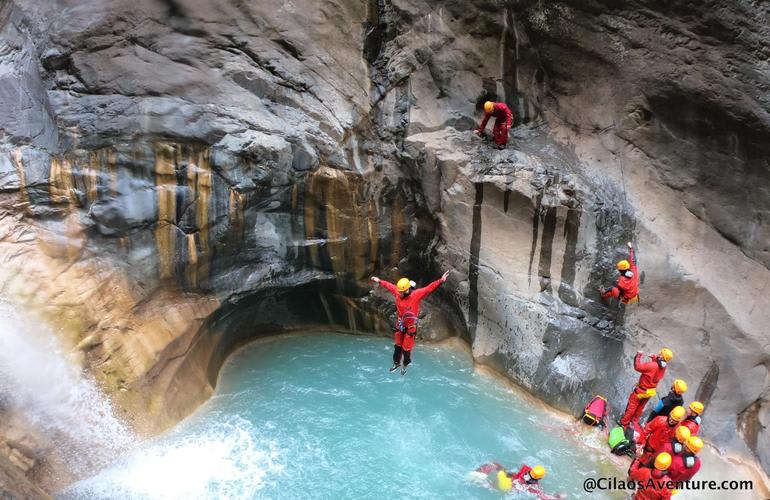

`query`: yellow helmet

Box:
[654,452,672,471]
[496,470,513,491]
[616,259,631,271]
[689,401,704,415]
[685,436,704,454]
[670,406,686,421]
[675,425,691,443]
[484,101,494,113]
[396,278,411,293]
[659,348,674,362]
[530,465,546,480]
[673,379,688,395]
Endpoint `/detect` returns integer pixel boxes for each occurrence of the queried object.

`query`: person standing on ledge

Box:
[600,241,640,305]
[618,348,673,428]
[474,100,514,150]
[371,270,450,375]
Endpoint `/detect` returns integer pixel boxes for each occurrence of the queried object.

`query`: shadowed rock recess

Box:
[0,0,768,494]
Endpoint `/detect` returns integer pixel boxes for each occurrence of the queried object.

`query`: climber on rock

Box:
[600,241,639,305]
[639,406,686,465]
[371,270,450,375]
[669,436,703,482]
[618,348,672,428]
[628,452,675,500]
[474,100,514,150]
[679,401,704,436]
[645,379,687,424]
[472,463,564,499]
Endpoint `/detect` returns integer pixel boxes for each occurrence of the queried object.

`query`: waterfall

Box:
[0,301,135,479]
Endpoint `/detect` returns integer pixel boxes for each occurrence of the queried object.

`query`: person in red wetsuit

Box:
[601,241,640,305]
[680,401,704,435]
[474,101,514,149]
[628,452,675,500]
[669,436,702,482]
[619,348,673,427]
[474,464,563,499]
[639,406,686,465]
[651,425,690,466]
[371,271,450,374]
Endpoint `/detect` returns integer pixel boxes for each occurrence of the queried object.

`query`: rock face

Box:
[0,0,768,492]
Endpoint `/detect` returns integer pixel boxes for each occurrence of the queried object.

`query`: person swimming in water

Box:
[471,462,565,499]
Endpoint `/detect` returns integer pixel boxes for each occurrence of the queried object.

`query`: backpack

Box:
[608,426,635,457]
[582,395,608,427]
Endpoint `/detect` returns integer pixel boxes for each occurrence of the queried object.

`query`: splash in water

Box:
[0,301,134,478]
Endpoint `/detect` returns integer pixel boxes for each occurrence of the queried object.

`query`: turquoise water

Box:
[61,333,622,499]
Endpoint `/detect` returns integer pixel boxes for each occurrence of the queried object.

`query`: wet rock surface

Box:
[0,0,768,492]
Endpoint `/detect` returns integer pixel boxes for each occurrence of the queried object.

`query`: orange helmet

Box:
[675,425,691,443]
[673,379,687,395]
[670,406,686,421]
[685,436,704,454]
[689,401,704,415]
[654,452,672,471]
[617,260,630,271]
[484,101,494,113]
[659,348,673,362]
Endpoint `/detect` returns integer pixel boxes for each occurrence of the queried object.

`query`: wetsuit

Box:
[628,458,674,500]
[646,390,684,424]
[680,415,701,436]
[640,416,678,464]
[602,247,639,304]
[378,278,444,366]
[669,453,701,482]
[476,102,514,148]
[619,353,667,427]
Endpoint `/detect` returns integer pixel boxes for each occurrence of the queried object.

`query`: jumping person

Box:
[618,348,673,427]
[600,241,639,305]
[371,271,450,374]
[474,101,514,149]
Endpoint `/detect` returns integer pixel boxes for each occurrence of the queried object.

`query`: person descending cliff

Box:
[474,101,514,150]
[618,348,673,428]
[628,452,675,500]
[600,241,640,305]
[679,401,704,436]
[645,379,687,424]
[639,406,686,465]
[472,463,564,499]
[371,271,450,375]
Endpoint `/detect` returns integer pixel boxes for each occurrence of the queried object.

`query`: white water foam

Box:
[61,417,283,500]
[0,301,134,476]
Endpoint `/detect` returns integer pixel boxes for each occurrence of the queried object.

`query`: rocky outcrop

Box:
[0,0,768,492]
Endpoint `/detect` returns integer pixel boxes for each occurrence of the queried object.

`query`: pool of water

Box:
[60,333,624,499]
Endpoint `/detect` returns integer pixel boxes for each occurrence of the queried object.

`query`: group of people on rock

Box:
[369,132,703,498]
[618,348,706,499]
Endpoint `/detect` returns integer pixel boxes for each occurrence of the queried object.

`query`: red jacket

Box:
[634,353,667,390]
[680,416,701,436]
[512,465,560,500]
[602,247,639,301]
[379,279,443,329]
[629,459,673,500]
[669,454,701,482]
[643,416,678,452]
[478,102,513,131]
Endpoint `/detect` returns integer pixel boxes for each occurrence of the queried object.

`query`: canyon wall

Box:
[0,0,767,494]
